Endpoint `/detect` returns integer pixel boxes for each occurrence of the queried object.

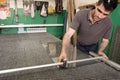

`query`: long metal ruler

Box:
[0,57,102,74]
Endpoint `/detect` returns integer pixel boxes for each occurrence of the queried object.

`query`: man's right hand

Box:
[58,52,68,62]
[58,28,75,62]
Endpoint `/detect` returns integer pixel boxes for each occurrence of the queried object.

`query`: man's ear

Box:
[95,2,98,7]
[95,2,100,9]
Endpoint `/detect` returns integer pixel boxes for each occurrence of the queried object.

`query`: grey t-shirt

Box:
[70,9,112,45]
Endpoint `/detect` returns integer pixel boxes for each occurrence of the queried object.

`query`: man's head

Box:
[97,0,118,12]
[92,0,118,22]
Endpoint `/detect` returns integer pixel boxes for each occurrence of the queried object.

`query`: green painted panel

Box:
[18,9,66,24]
[0,9,17,34]
[1,28,18,34]
[104,4,120,55]
[47,26,63,37]
[0,8,66,36]
[0,9,15,25]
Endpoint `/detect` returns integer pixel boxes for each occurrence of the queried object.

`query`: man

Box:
[58,0,118,62]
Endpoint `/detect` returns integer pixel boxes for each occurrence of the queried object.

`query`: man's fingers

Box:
[58,56,64,62]
[103,55,109,60]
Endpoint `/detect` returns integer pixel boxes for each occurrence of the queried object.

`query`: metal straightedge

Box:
[0,56,103,74]
[89,51,120,71]
[0,52,119,75]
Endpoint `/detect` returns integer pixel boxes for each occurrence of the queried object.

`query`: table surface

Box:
[0,32,60,69]
[0,33,119,80]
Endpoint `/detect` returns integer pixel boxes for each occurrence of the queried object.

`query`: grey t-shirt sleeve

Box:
[70,11,81,30]
[103,19,112,39]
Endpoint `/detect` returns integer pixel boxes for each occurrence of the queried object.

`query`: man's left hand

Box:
[98,51,109,59]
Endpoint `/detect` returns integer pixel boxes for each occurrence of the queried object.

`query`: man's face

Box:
[93,3,111,22]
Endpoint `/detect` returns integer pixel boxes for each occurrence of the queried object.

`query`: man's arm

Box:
[58,28,75,62]
[98,38,109,59]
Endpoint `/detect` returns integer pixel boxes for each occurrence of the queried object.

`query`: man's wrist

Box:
[98,50,103,53]
[98,51,104,55]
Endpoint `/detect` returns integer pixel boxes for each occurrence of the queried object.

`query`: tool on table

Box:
[58,59,67,69]
[0,57,103,74]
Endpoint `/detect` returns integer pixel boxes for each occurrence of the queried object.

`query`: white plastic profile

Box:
[0,24,64,28]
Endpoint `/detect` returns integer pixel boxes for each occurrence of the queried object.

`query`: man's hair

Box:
[98,0,118,11]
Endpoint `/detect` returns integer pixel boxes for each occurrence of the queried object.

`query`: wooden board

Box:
[67,0,77,67]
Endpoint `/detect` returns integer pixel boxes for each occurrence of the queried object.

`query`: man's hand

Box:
[58,52,68,62]
[98,51,109,59]
[58,28,75,62]
[98,38,109,59]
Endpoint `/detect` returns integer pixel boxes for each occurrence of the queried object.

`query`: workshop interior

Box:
[0,0,120,80]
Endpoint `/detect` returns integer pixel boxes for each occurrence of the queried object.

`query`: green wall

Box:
[104,4,120,55]
[0,8,66,37]
[0,9,18,34]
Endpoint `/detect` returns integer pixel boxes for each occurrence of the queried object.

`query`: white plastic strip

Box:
[0,24,64,28]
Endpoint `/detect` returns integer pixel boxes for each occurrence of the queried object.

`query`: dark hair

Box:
[98,0,118,11]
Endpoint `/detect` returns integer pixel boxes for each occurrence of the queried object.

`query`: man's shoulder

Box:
[104,17,112,24]
[75,9,90,18]
[77,9,90,14]
[101,17,112,29]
